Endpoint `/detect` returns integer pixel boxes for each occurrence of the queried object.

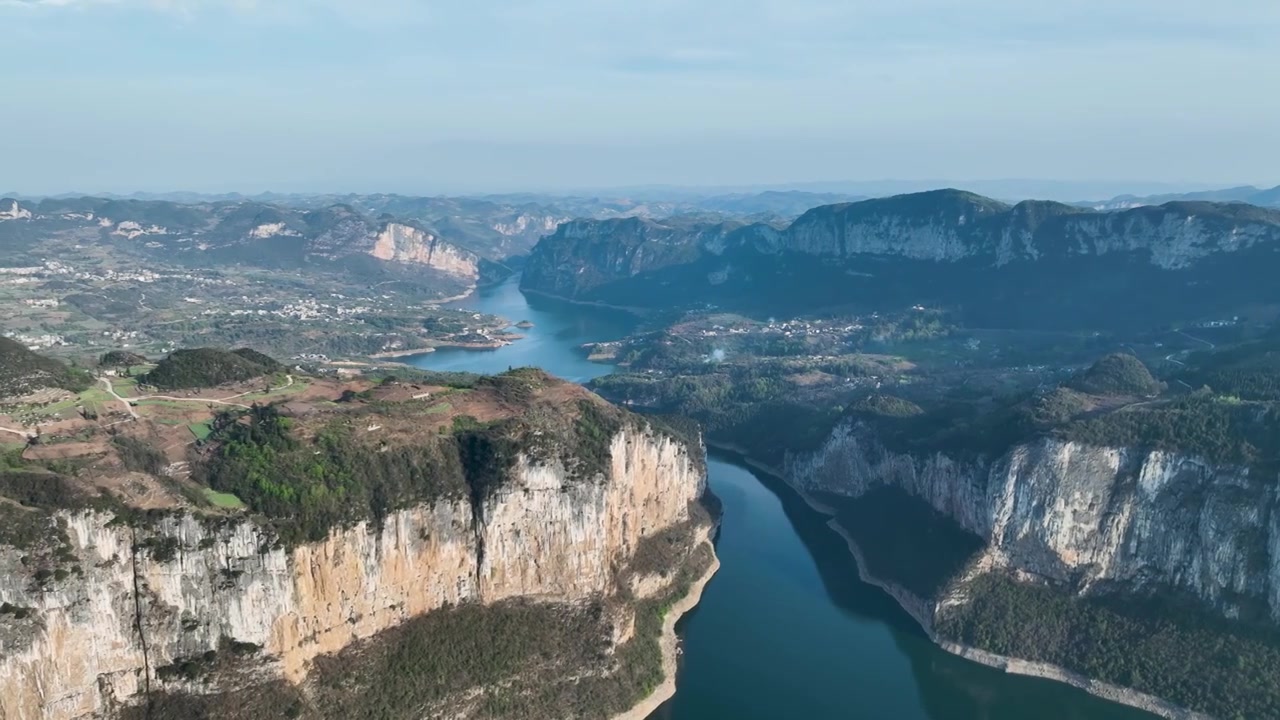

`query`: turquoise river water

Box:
[409,277,1155,720]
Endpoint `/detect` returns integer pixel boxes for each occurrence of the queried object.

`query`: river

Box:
[409,277,1155,720]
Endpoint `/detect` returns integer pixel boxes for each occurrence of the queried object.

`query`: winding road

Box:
[98,374,295,418]
[100,377,139,419]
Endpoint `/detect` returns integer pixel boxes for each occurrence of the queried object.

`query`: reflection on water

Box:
[406,278,637,383]
[409,277,1156,720]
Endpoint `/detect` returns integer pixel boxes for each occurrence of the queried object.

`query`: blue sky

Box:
[2,0,1278,195]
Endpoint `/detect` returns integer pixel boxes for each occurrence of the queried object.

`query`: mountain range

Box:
[522,189,1280,330]
[0,197,514,292]
[1086,184,1280,210]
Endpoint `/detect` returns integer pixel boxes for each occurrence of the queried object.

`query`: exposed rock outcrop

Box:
[369,223,479,280]
[0,425,706,719]
[520,190,1280,329]
[0,199,32,221]
[789,424,1280,623]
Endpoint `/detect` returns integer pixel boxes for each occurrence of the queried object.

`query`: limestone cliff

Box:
[521,216,771,301]
[520,190,1280,329]
[369,223,479,281]
[0,199,32,221]
[0,424,705,719]
[789,424,1280,624]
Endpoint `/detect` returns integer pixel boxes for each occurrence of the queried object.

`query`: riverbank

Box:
[612,535,721,720]
[702,439,785,479]
[705,436,1210,720]
[367,335,524,361]
[778,472,1212,720]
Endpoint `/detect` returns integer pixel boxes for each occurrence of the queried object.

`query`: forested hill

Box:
[141,348,282,390]
[0,337,91,399]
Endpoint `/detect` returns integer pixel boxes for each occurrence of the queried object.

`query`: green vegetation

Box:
[309,601,610,719]
[571,398,624,481]
[846,394,924,419]
[305,515,712,720]
[229,347,282,371]
[1060,391,1280,469]
[591,363,847,465]
[938,573,1280,720]
[196,404,468,545]
[1068,353,1164,396]
[201,488,246,510]
[0,336,92,398]
[189,422,212,441]
[824,487,985,598]
[0,465,81,586]
[1180,337,1280,401]
[191,368,661,543]
[142,347,280,390]
[99,350,148,368]
[112,434,168,475]
[132,683,307,720]
[133,510,714,720]
[136,535,182,563]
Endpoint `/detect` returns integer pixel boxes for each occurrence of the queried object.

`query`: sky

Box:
[2,0,1279,196]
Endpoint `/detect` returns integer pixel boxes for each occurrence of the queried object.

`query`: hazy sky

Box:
[2,0,1279,195]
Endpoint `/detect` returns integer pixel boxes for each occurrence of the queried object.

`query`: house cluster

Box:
[101,329,143,345]
[691,317,865,340]
[4,332,69,350]
[202,296,375,322]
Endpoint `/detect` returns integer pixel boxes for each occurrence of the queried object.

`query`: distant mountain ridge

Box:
[1,190,859,274]
[522,189,1280,330]
[0,196,497,290]
[1086,184,1280,210]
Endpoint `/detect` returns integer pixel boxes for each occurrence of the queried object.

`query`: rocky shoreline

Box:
[782,477,1215,720]
[699,438,1213,720]
[611,532,721,720]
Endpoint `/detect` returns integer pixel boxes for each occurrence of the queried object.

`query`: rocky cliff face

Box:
[790,424,1280,624]
[520,191,1280,327]
[782,193,1280,268]
[521,216,772,300]
[369,223,479,281]
[3,198,491,285]
[0,199,32,221]
[0,424,704,720]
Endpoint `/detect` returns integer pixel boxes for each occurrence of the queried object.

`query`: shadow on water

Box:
[406,277,638,381]
[414,278,1155,720]
[669,450,1156,720]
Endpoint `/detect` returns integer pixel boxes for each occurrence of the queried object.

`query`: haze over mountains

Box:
[522,189,1280,331]
[8,182,1280,335]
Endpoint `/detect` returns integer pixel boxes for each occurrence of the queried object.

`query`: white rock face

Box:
[786,208,1280,268]
[248,222,300,239]
[492,214,565,238]
[791,425,1280,622]
[0,200,32,221]
[111,221,168,240]
[369,223,479,280]
[1061,213,1277,269]
[0,425,703,720]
